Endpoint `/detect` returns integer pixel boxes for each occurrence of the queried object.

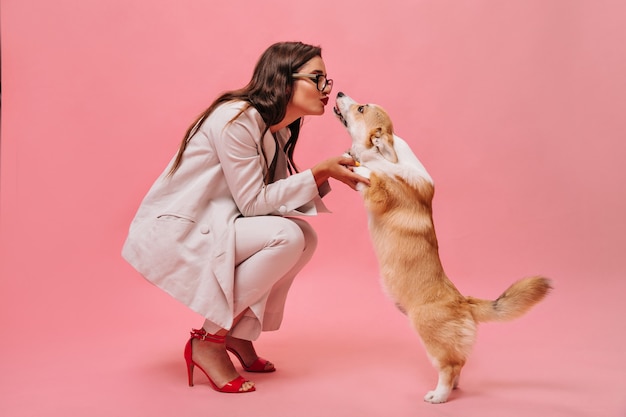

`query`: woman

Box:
[122,41,368,393]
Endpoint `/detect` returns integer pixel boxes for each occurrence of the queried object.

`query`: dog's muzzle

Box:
[333,104,347,127]
[334,92,349,126]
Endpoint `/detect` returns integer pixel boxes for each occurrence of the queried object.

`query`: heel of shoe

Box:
[186,361,195,387]
[184,339,195,387]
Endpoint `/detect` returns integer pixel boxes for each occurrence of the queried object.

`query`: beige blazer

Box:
[122,101,330,329]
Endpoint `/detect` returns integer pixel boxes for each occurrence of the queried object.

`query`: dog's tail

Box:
[466,276,552,323]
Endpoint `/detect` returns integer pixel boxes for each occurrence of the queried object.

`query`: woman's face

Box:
[289,56,333,118]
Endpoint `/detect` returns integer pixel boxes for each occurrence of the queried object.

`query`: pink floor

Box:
[2,1,626,416]
[1,248,624,417]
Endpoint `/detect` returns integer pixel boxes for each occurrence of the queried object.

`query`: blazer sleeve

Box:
[208,105,328,217]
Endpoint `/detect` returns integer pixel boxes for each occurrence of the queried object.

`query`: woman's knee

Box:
[269,217,307,255]
[291,218,318,254]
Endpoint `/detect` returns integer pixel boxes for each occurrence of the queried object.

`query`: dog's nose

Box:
[337,92,344,98]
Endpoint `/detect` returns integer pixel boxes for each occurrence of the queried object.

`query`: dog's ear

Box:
[371,128,398,163]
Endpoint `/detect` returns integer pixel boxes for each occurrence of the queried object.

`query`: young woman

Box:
[122,42,368,393]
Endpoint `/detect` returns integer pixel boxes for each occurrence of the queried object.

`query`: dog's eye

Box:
[357,106,365,113]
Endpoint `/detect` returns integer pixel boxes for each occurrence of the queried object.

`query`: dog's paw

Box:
[423,389,450,404]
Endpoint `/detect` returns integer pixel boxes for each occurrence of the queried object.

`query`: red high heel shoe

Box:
[226,345,276,373]
[184,328,255,393]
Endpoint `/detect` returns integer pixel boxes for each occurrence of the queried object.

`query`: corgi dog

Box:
[333,92,552,404]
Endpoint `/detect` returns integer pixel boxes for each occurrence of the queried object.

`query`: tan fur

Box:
[334,93,552,404]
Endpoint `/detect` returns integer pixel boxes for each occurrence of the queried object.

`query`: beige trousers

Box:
[202,216,317,340]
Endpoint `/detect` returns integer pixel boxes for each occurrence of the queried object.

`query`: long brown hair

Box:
[167,41,322,181]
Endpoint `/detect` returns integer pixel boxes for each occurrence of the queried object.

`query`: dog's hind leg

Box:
[453,374,460,390]
[415,314,475,403]
[424,360,464,404]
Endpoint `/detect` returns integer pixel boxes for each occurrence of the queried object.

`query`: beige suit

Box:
[122,101,330,333]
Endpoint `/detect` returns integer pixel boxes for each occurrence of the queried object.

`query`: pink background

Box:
[1,1,625,416]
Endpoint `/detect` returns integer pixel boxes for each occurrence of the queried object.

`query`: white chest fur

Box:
[355,135,433,190]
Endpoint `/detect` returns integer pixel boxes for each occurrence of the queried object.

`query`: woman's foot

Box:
[191,336,256,392]
[226,336,276,372]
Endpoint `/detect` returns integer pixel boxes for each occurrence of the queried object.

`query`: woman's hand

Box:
[311,155,370,191]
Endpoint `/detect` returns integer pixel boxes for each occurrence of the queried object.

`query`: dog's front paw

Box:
[424,389,450,404]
